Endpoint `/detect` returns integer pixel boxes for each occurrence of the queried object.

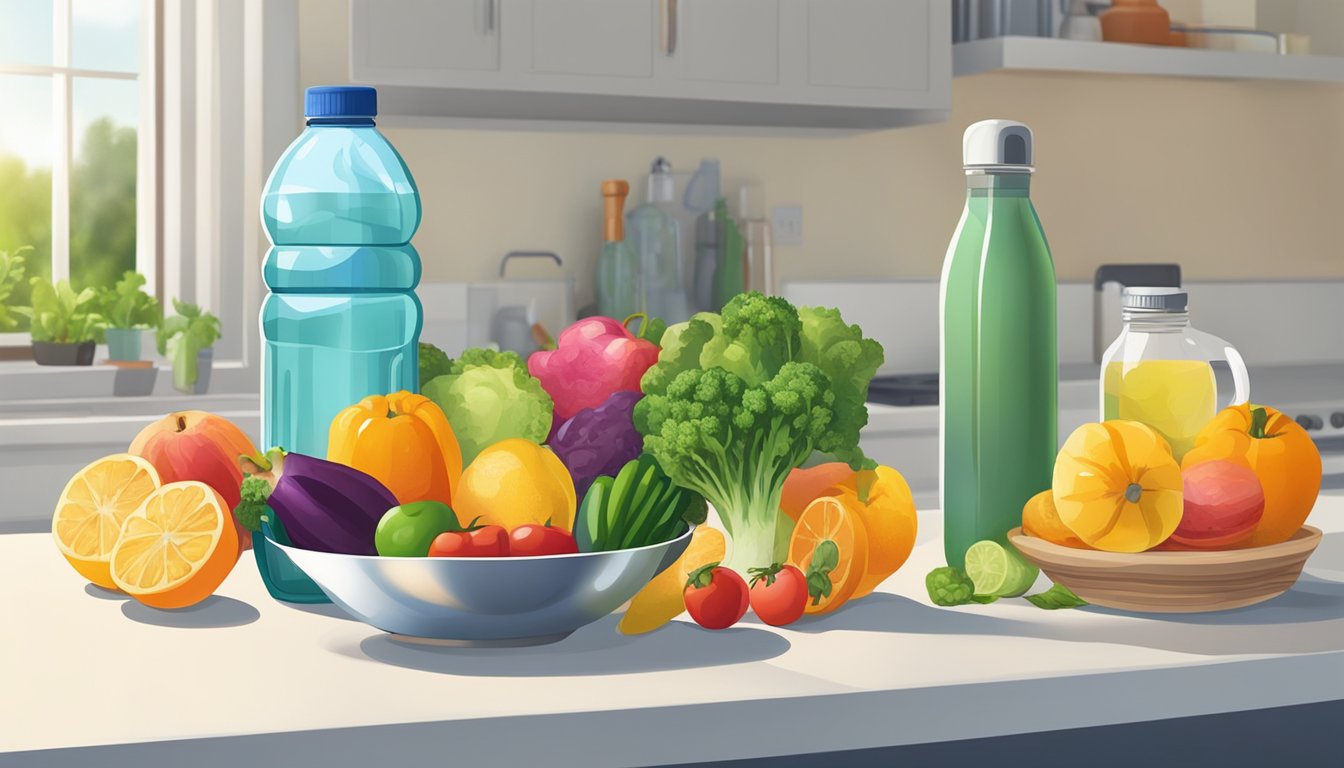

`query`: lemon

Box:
[52,454,161,589]
[453,439,576,531]
[964,540,1039,598]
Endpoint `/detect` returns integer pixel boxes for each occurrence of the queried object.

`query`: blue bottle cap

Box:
[305,86,377,119]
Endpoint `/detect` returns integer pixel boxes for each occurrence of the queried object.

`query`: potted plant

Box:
[99,271,161,362]
[0,247,31,332]
[158,300,221,393]
[14,276,105,366]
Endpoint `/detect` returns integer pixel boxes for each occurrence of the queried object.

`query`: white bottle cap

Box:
[963,119,1034,173]
[647,157,675,204]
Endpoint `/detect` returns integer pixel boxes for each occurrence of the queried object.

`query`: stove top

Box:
[866,374,939,407]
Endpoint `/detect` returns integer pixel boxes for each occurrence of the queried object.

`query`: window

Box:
[0,0,154,352]
[0,0,296,401]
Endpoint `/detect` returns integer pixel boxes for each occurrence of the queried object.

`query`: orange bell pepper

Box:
[328,391,464,506]
[1182,404,1322,547]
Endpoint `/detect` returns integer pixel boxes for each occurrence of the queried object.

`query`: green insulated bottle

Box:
[940,120,1057,569]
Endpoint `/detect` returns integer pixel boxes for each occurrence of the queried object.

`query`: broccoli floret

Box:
[926,567,978,607]
[633,292,883,574]
[419,342,453,389]
[233,475,273,533]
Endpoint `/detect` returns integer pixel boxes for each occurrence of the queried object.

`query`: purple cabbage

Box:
[549,390,644,499]
[243,449,396,555]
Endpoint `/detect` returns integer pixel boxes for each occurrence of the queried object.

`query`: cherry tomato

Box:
[428,525,509,557]
[747,563,808,626]
[508,524,579,556]
[683,563,749,630]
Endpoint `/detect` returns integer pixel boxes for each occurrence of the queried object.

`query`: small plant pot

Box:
[112,365,158,397]
[193,347,213,394]
[170,346,215,394]
[105,328,144,362]
[32,340,96,366]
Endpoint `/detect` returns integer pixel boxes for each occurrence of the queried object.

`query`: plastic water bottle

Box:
[940,120,1057,569]
[260,86,422,458]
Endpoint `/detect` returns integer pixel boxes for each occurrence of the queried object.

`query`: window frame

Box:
[0,0,159,353]
[0,0,299,401]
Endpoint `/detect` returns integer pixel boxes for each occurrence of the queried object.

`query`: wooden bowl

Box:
[1007,526,1323,613]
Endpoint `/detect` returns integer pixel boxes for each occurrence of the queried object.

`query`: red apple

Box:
[129,411,258,550]
[1162,460,1265,550]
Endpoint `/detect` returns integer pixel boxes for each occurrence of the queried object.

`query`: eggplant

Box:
[241,448,396,555]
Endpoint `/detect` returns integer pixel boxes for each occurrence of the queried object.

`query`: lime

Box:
[964,540,1039,598]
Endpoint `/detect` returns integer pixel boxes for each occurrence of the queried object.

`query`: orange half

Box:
[110,481,239,609]
[787,496,869,615]
[52,454,161,589]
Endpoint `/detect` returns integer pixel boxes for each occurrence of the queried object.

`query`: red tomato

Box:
[747,563,808,626]
[683,564,749,630]
[508,524,579,556]
[428,525,509,557]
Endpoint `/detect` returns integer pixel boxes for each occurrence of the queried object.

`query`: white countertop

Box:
[5,496,1343,766]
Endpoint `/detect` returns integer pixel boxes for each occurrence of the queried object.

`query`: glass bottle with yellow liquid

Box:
[1101,287,1249,460]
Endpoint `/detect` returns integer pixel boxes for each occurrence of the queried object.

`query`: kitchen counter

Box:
[5,495,1343,766]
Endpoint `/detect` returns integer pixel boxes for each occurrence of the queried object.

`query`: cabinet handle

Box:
[660,0,678,56]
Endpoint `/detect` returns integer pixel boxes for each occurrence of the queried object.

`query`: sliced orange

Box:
[787,496,869,615]
[830,467,919,599]
[110,481,239,609]
[53,454,162,589]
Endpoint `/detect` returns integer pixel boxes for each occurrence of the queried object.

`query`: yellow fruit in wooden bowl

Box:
[1052,421,1183,553]
[1021,490,1090,549]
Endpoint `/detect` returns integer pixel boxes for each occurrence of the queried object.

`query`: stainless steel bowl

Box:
[269,529,693,646]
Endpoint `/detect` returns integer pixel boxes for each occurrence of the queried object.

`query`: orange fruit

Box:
[826,467,918,599]
[452,439,576,532]
[52,454,162,589]
[110,481,239,609]
[780,462,855,523]
[1182,404,1322,547]
[1021,490,1090,549]
[787,496,869,615]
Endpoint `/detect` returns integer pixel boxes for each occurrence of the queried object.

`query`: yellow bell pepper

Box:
[328,391,463,506]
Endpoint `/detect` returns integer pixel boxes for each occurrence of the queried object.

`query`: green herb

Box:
[804,539,840,606]
[1025,583,1088,610]
[926,566,978,606]
[98,271,161,330]
[13,275,105,343]
[157,299,221,392]
[0,247,31,332]
[233,475,274,533]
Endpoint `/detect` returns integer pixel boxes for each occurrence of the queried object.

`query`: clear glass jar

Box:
[1100,287,1249,460]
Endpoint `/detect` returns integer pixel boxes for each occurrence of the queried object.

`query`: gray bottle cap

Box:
[1123,286,1188,312]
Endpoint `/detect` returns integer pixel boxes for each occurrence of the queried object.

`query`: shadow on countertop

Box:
[121,595,260,629]
[773,544,1344,658]
[330,616,791,677]
[84,583,127,601]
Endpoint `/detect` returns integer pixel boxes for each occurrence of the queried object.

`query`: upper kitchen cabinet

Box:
[351,0,501,80]
[349,0,950,129]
